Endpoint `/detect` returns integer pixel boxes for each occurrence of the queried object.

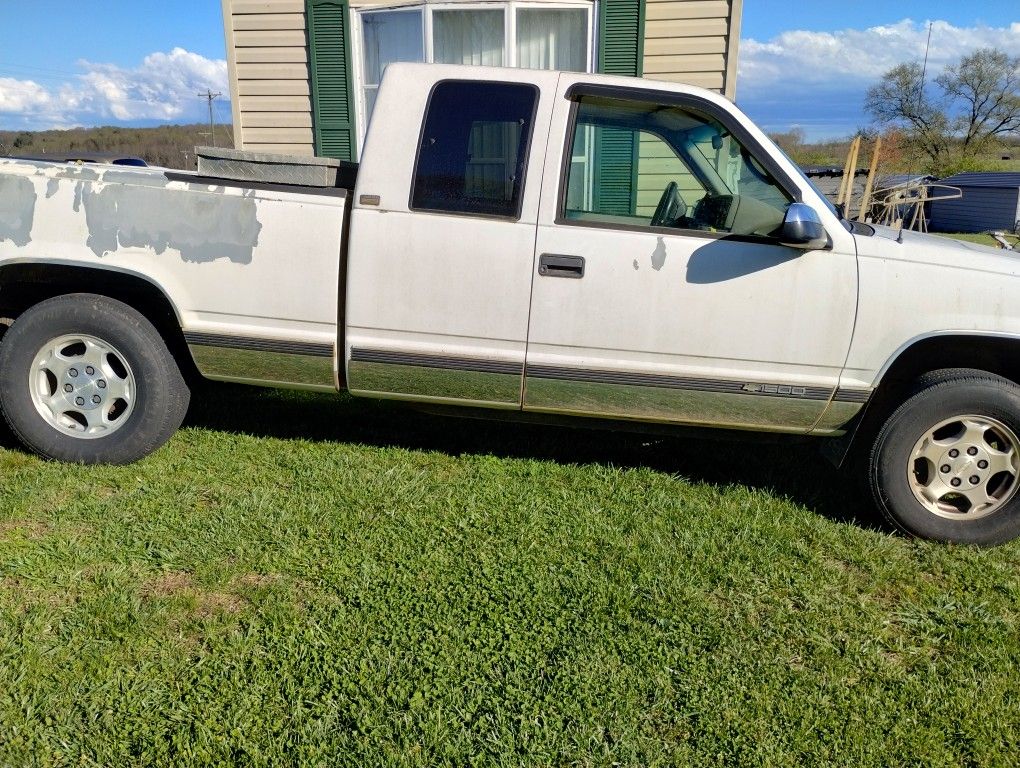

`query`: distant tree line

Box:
[0,124,234,170]
[770,127,929,178]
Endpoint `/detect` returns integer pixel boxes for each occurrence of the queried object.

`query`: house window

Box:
[353,2,594,149]
[516,8,588,70]
[434,9,505,65]
[360,10,424,120]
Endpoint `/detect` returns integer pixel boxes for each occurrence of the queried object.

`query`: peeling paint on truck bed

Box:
[78,181,263,263]
[0,175,37,247]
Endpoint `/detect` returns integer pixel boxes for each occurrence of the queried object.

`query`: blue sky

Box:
[1,1,1019,138]
[0,1,226,72]
[741,0,1017,41]
[737,0,1020,138]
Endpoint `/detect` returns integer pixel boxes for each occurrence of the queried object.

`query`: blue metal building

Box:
[931,172,1020,233]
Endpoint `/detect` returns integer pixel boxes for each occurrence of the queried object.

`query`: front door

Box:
[524,81,859,433]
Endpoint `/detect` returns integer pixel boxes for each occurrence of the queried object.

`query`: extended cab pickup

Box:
[2,64,1020,545]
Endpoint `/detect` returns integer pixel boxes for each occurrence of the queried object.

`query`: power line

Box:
[0,61,84,78]
[0,70,77,86]
[212,99,234,145]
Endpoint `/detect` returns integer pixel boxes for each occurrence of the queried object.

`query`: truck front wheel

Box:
[0,294,190,464]
[869,373,1020,545]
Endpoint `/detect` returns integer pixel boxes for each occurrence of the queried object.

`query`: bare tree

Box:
[938,49,1020,150]
[865,48,1020,174]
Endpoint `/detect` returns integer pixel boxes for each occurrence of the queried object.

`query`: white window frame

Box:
[350,0,596,156]
[352,4,426,147]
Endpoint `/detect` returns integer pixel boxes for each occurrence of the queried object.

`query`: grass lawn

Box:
[2,384,1020,766]
[934,232,1013,247]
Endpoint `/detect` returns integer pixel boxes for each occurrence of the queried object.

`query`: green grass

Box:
[935,232,1011,246]
[2,386,1019,766]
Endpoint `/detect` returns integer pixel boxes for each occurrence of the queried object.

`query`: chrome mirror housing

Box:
[780,203,829,250]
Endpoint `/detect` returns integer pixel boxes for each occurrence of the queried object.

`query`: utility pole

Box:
[198,89,222,147]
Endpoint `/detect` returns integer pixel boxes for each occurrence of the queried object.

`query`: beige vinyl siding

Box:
[642,0,741,98]
[223,0,316,155]
[636,133,704,217]
[636,0,740,217]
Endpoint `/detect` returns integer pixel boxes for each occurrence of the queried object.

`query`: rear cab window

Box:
[410,80,539,219]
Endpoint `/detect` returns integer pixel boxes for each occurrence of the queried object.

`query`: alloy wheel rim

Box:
[29,334,136,440]
[908,414,1020,520]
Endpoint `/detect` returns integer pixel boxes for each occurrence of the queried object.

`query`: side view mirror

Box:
[780,203,829,250]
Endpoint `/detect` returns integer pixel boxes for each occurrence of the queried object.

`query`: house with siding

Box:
[221,0,743,163]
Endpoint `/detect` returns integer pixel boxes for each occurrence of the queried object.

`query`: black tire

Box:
[0,293,190,464]
[909,367,993,394]
[869,373,1020,545]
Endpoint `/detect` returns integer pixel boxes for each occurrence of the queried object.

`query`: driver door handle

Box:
[538,253,585,279]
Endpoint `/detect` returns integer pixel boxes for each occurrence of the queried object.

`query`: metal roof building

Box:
[930,172,1020,234]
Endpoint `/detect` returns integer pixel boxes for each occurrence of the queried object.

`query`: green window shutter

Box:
[593,126,639,215]
[598,0,645,77]
[595,0,644,215]
[307,0,356,161]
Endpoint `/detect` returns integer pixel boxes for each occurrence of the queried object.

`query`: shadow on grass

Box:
[179,383,886,534]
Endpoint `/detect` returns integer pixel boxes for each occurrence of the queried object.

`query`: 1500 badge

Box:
[742,383,808,396]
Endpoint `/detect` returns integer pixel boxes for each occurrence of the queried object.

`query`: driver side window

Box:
[562,95,793,237]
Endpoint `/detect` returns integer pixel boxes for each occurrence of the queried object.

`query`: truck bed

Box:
[0,155,351,392]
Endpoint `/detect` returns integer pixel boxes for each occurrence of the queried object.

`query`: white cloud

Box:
[0,77,52,115]
[0,48,228,129]
[740,19,1020,88]
[737,19,1020,139]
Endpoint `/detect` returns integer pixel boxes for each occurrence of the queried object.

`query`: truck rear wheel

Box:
[869,373,1020,545]
[0,294,190,464]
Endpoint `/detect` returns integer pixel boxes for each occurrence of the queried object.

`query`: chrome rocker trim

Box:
[186,331,336,392]
[347,347,872,433]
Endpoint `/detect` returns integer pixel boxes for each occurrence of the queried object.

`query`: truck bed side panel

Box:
[0,160,346,391]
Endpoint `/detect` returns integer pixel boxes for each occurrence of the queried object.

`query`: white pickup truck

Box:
[2,64,1020,545]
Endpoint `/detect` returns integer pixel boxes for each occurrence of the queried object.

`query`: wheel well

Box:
[874,335,1020,407]
[833,334,1020,466]
[0,263,199,381]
